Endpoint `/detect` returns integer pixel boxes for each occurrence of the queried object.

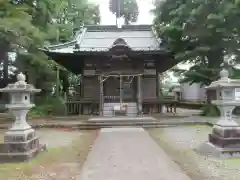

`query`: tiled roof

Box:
[45,25,163,53]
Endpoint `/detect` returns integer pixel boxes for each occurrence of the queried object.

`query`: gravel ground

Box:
[36,129,83,148]
[149,125,240,180]
[0,129,97,180]
[0,129,82,147]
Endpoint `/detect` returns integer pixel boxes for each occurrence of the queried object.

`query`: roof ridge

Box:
[45,27,87,50]
[82,24,153,32]
[46,40,77,50]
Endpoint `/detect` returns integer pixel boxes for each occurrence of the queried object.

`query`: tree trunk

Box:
[124,18,130,25]
[3,52,9,87]
[205,49,224,85]
[0,41,9,86]
[0,41,10,103]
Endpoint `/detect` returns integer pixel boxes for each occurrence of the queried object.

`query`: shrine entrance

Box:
[99,74,142,117]
[121,76,135,102]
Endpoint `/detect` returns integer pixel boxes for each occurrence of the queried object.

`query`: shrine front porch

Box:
[64,99,178,116]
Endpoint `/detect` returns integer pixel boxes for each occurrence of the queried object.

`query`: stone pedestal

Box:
[0,128,46,162]
[201,114,240,158]
[0,73,46,162]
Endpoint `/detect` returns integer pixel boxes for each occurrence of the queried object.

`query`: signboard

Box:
[144,69,156,75]
[235,88,240,100]
[84,69,95,76]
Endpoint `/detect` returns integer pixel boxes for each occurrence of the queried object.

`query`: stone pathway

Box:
[77,127,191,180]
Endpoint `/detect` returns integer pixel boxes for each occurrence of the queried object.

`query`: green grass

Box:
[148,127,209,180]
[183,124,212,129]
[148,126,240,180]
[221,158,240,168]
[0,131,3,143]
[0,130,97,179]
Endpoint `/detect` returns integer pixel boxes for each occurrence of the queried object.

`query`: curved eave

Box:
[72,49,173,56]
[43,51,85,74]
[43,49,176,74]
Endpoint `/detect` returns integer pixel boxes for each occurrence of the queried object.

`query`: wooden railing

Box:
[63,94,180,116]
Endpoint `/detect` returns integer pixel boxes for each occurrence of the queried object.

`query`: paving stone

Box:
[77,127,191,180]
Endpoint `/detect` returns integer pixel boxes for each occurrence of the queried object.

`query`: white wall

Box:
[180,83,206,101]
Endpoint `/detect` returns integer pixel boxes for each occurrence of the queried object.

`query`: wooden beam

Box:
[137,75,142,113]
[120,75,123,104]
[99,75,104,116]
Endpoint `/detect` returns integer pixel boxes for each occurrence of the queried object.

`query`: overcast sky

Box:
[89,0,155,25]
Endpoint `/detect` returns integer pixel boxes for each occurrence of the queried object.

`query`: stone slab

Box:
[0,144,46,163]
[88,116,156,122]
[196,141,240,159]
[77,127,191,180]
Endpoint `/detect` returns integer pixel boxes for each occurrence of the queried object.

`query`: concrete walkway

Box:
[77,128,191,180]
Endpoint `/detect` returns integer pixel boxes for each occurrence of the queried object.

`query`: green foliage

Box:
[0,0,100,102]
[31,96,65,116]
[109,0,139,24]
[201,104,220,117]
[0,1,43,48]
[56,0,100,41]
[231,68,240,79]
[153,0,240,86]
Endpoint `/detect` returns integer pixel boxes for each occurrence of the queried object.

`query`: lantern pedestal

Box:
[199,102,240,158]
[0,73,46,162]
[0,128,46,162]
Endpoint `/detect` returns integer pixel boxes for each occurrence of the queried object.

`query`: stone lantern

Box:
[0,73,46,162]
[198,68,240,158]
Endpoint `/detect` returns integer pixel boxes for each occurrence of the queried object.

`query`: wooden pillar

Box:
[137,75,142,114]
[158,73,163,113]
[99,75,104,116]
[80,76,84,115]
[156,72,160,98]
[156,71,160,113]
[119,75,123,104]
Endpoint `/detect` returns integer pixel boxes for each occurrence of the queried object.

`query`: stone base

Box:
[0,144,46,163]
[196,141,240,159]
[114,110,127,116]
[209,133,240,148]
[196,120,240,159]
[0,128,47,163]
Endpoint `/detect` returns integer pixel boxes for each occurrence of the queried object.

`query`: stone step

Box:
[88,116,157,122]
[0,118,209,130]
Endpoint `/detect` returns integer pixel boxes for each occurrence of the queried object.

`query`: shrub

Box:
[201,104,220,117]
[30,96,65,116]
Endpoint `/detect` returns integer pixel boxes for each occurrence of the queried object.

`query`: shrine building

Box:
[42,25,177,116]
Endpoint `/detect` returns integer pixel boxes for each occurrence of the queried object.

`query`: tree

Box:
[109,0,139,24]
[56,0,100,42]
[0,0,43,87]
[53,0,100,95]
[153,0,240,86]
[0,0,100,97]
